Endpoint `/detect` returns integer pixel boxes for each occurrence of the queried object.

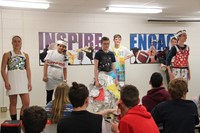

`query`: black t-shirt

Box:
[94,49,116,72]
[57,110,103,133]
[151,99,199,133]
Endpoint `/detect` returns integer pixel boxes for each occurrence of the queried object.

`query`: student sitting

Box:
[45,83,73,123]
[22,106,47,133]
[142,72,170,112]
[152,78,199,133]
[57,82,113,133]
[111,85,159,133]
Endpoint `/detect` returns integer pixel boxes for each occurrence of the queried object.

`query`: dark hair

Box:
[113,34,122,39]
[69,82,89,108]
[22,106,47,133]
[121,85,139,108]
[168,78,188,99]
[101,36,110,43]
[150,72,163,88]
[12,35,21,41]
[176,30,186,40]
[171,37,177,41]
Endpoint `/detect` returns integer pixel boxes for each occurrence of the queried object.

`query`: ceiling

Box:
[1,0,200,17]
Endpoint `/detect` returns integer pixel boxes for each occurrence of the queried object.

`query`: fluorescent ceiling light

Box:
[106,6,162,14]
[0,0,49,9]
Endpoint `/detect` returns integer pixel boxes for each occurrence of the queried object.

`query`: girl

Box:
[43,40,67,104]
[45,83,73,123]
[166,30,190,81]
[1,35,32,120]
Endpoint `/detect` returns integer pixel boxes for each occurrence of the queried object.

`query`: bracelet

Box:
[63,80,67,82]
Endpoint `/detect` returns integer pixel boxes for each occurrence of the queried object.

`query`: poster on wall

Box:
[130,33,175,64]
[39,32,102,66]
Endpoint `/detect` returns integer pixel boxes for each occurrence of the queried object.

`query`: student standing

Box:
[43,40,67,104]
[1,36,32,120]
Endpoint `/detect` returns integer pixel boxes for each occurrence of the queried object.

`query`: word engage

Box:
[130,33,174,51]
[39,32,102,50]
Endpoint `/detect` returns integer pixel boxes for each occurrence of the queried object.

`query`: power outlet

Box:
[1,107,7,112]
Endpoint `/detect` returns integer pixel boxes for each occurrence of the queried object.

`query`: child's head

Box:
[113,34,122,46]
[119,85,139,110]
[69,82,89,108]
[170,37,177,46]
[22,106,47,133]
[50,83,70,123]
[57,40,66,53]
[176,30,187,43]
[54,82,70,103]
[168,78,188,99]
[150,72,163,88]
[12,35,22,50]
[101,37,110,51]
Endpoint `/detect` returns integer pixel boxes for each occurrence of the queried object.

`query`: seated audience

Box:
[111,85,159,133]
[152,78,199,133]
[57,82,113,133]
[142,72,170,112]
[45,83,73,123]
[22,106,47,133]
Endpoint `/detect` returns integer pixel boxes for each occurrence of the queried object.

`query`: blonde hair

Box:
[50,83,70,123]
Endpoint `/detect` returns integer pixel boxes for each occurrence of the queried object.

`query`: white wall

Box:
[0,9,200,107]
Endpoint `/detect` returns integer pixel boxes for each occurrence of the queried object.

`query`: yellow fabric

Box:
[106,84,120,99]
[112,46,122,57]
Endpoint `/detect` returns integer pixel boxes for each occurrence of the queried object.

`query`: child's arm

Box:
[43,61,48,82]
[112,63,119,86]
[188,62,191,80]
[1,52,10,90]
[63,67,67,81]
[25,53,32,91]
[94,59,100,87]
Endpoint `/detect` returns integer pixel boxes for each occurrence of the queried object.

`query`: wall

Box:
[0,9,200,107]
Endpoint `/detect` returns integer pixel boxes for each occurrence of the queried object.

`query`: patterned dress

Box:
[172,45,189,80]
[7,51,28,95]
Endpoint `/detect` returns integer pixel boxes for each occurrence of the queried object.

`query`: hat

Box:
[56,40,67,46]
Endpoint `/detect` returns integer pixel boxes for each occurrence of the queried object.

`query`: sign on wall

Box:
[129,33,175,64]
[39,32,102,65]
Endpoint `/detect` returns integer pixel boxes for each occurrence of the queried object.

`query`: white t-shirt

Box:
[44,50,67,79]
[110,45,132,59]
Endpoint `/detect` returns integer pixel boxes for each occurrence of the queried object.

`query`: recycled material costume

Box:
[166,30,190,81]
[44,40,67,104]
[89,49,120,112]
[7,51,28,95]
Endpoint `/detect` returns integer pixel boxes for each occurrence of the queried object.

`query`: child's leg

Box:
[19,93,30,120]
[46,90,54,104]
[9,95,18,120]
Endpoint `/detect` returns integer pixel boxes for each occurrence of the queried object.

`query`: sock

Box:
[10,114,17,120]
[20,115,23,120]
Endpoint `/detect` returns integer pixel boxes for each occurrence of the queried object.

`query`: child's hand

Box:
[98,109,116,116]
[110,120,119,133]
[95,81,101,88]
[5,82,11,90]
[43,76,48,82]
[28,82,32,92]
[115,79,119,86]
[169,72,174,81]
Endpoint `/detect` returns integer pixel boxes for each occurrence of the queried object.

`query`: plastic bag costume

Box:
[89,71,120,112]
